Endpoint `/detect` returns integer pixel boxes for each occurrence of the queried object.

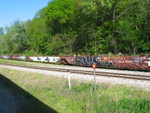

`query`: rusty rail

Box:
[0,63,150,81]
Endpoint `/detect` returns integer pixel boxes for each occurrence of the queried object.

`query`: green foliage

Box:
[0,21,29,54]
[0,27,4,35]
[45,0,75,34]
[0,28,5,54]
[26,17,49,54]
[72,83,93,93]
[117,98,150,112]
[0,0,149,55]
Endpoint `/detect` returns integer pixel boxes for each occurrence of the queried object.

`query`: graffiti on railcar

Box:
[2,56,10,59]
[19,56,26,60]
[148,57,150,67]
[134,57,140,63]
[75,56,113,67]
[0,55,149,70]
[104,56,150,69]
[47,57,60,63]
[29,56,60,63]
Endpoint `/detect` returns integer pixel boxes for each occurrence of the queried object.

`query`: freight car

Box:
[61,55,150,71]
[0,55,150,71]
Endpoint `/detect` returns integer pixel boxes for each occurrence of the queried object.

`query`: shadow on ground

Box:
[0,74,58,113]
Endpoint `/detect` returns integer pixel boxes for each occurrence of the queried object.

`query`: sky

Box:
[0,0,51,28]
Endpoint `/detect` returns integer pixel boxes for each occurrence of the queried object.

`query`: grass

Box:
[0,70,57,113]
[0,59,67,68]
[0,67,150,113]
[0,59,30,65]
[0,59,57,66]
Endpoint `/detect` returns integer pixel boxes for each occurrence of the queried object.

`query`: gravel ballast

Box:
[0,65,150,91]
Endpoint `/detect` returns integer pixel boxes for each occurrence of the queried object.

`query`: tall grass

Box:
[0,67,150,113]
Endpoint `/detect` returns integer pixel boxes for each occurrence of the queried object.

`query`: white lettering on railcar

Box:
[47,57,60,63]
[29,56,60,63]
[2,56,10,59]
[148,58,150,67]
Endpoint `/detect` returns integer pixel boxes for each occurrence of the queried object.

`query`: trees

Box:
[140,0,150,53]
[0,21,29,54]
[0,27,4,35]
[44,0,77,55]
[0,0,149,55]
[113,0,150,54]
[0,27,5,54]
[26,18,49,55]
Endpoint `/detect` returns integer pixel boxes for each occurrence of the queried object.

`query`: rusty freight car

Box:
[0,55,150,71]
[62,55,150,71]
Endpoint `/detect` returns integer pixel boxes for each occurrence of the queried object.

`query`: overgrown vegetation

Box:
[0,0,150,55]
[0,67,150,113]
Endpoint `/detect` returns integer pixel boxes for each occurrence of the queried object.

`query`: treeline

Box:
[0,0,150,55]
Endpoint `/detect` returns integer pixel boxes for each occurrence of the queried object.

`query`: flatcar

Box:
[0,55,150,71]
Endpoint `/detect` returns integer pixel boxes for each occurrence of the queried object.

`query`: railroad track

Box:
[0,63,150,81]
